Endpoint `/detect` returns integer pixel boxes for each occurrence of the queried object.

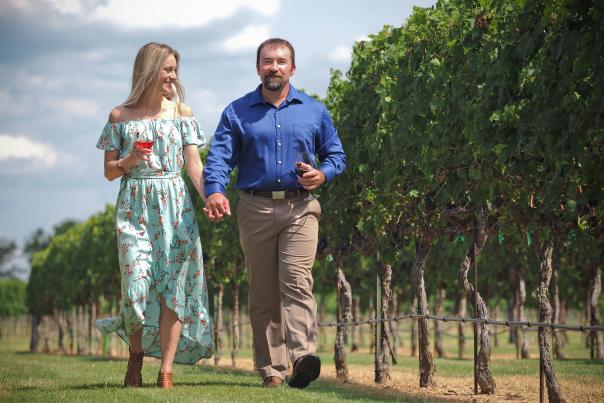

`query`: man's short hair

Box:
[256,38,296,68]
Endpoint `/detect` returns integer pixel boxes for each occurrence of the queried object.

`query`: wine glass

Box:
[134,128,155,169]
[294,150,318,201]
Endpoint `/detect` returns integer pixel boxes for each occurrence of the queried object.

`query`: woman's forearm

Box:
[104,158,128,181]
[105,153,141,181]
[187,162,205,202]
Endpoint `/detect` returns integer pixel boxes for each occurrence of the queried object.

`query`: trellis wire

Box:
[217,314,604,333]
[316,313,604,332]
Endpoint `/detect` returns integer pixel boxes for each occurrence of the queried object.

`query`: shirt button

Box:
[277,124,281,128]
[277,179,281,182]
[277,142,281,146]
[278,160,282,164]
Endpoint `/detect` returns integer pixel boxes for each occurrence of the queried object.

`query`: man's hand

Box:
[297,163,326,191]
[203,193,231,222]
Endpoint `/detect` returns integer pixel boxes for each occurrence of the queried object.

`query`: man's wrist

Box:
[204,183,226,198]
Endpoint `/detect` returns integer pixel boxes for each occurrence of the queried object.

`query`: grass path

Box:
[0,346,429,402]
[1,335,603,402]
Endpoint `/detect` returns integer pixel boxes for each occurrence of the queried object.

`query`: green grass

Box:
[2,320,603,402]
[0,339,428,402]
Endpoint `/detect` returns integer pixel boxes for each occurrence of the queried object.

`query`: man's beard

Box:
[263,75,287,91]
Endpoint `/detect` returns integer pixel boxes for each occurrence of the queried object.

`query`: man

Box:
[203,38,346,388]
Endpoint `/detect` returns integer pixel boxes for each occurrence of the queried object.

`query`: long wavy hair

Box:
[122,42,185,111]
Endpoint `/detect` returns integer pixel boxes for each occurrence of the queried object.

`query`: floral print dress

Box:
[96,117,213,364]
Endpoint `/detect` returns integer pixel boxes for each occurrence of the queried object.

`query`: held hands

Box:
[203,193,231,222]
[297,162,326,190]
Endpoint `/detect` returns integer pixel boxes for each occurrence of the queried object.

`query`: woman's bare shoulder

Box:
[108,106,131,123]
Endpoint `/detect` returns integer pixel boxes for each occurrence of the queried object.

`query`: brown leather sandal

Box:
[157,370,174,388]
[123,351,144,387]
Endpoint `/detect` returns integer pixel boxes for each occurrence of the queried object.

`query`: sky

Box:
[0,0,436,274]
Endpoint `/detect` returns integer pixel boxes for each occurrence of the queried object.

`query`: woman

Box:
[96,42,213,388]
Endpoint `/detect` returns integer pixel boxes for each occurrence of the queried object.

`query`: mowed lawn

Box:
[0,338,415,403]
[1,326,603,402]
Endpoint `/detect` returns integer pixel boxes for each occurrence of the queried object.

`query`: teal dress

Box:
[95,117,214,364]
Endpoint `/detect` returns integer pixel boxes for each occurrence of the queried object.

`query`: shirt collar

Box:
[249,84,304,107]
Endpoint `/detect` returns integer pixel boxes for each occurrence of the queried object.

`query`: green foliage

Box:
[0,237,17,268]
[0,278,27,317]
[26,205,118,315]
[321,0,604,306]
[19,0,604,323]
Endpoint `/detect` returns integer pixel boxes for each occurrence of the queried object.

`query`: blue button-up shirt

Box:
[204,84,346,197]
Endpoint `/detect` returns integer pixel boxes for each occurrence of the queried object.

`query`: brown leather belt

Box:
[243,189,310,200]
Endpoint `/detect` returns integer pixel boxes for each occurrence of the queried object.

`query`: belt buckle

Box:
[272,191,285,200]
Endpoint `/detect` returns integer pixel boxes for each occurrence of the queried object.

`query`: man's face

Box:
[257,45,296,92]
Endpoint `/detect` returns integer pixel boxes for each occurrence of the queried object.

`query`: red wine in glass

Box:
[135,140,154,150]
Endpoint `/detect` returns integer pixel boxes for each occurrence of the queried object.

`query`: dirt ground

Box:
[206,356,604,402]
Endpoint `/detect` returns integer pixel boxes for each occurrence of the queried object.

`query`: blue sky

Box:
[0,0,436,272]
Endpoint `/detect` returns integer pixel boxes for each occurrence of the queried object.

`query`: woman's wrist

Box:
[116,158,128,173]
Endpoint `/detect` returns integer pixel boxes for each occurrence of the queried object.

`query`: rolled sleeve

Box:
[204,182,226,196]
[203,106,239,198]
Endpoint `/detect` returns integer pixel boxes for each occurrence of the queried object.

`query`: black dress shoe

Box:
[288,354,321,389]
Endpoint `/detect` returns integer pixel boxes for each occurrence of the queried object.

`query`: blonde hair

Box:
[122,42,185,112]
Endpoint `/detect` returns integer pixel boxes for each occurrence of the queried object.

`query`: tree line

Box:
[319,0,603,400]
[1,1,602,402]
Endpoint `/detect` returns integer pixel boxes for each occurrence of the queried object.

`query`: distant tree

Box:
[0,238,16,267]
[52,219,79,237]
[0,278,27,317]
[24,229,50,263]
[0,238,19,279]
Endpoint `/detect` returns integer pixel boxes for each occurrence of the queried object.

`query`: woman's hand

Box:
[204,193,231,221]
[122,145,151,170]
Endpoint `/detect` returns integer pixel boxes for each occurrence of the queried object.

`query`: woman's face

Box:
[160,54,178,96]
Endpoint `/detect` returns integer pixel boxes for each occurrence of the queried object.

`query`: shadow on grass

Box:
[188,364,449,401]
[82,356,128,362]
[16,383,124,392]
[13,351,129,363]
[6,353,453,401]
[556,358,604,364]
[66,381,261,390]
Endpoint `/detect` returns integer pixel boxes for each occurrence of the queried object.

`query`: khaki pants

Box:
[237,192,320,379]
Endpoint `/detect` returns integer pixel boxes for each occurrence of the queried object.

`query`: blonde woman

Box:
[96,42,213,388]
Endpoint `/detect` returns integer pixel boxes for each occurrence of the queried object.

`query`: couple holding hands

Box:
[96,39,346,389]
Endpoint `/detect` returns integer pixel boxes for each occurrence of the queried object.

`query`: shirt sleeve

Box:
[96,122,121,151]
[204,106,240,197]
[316,106,346,181]
[181,117,206,147]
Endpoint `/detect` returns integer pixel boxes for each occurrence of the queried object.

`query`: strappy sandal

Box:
[123,351,144,387]
[157,370,174,388]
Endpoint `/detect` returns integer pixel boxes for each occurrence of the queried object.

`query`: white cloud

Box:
[1,0,37,14]
[42,97,100,118]
[0,134,59,167]
[62,0,281,28]
[224,25,270,51]
[50,0,83,14]
[328,45,352,63]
